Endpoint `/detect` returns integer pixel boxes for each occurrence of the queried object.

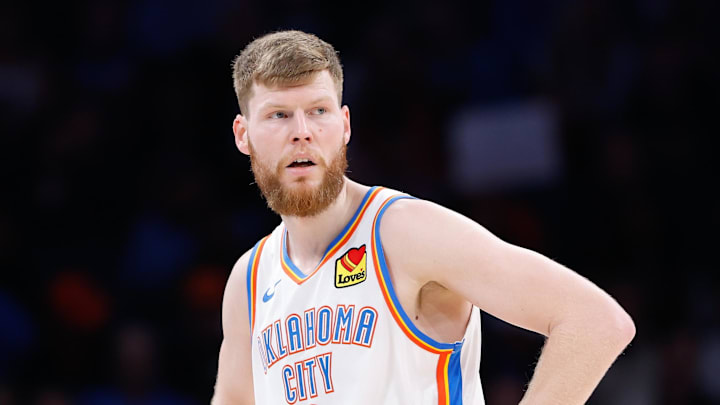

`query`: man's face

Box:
[233,70,351,217]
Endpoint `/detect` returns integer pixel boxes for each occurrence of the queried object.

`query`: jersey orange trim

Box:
[436,352,451,405]
[249,235,270,334]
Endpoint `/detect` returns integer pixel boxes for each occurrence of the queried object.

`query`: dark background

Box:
[1,0,718,404]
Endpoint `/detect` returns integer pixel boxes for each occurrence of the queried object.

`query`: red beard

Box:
[248,141,348,217]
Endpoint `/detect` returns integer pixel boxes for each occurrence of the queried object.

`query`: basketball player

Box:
[211,30,635,405]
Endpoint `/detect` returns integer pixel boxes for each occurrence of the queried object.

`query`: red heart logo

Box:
[347,245,366,266]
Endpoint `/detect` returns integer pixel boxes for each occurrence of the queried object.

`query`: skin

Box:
[212,70,636,405]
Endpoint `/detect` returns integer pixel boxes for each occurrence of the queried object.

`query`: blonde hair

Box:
[232,30,344,116]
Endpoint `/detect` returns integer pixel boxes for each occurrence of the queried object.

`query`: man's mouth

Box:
[287,158,316,168]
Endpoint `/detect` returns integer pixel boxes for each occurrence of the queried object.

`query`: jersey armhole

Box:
[371,195,468,405]
[370,195,462,353]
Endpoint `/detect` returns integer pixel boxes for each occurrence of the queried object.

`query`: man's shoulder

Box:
[377,194,449,228]
[377,194,477,273]
[376,197,446,251]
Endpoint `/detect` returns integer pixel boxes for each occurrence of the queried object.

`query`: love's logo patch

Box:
[335,245,367,288]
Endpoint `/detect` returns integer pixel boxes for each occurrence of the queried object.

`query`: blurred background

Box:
[1,0,718,404]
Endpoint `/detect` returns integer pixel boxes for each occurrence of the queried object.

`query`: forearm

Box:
[519,312,635,405]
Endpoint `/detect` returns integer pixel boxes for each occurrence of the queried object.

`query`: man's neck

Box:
[281,178,368,272]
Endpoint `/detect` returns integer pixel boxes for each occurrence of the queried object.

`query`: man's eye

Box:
[312,107,326,115]
[270,112,287,119]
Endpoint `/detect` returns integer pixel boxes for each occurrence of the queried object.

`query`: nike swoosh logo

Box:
[262,280,282,303]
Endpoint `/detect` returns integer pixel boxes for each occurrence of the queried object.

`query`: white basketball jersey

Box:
[246,186,484,404]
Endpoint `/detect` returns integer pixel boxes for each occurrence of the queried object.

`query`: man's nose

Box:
[292,111,312,143]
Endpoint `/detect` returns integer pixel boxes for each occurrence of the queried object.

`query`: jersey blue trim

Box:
[281,186,379,280]
[448,345,464,404]
[374,195,461,351]
[246,239,263,329]
[281,231,308,278]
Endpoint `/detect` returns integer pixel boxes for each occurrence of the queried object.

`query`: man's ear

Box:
[342,105,351,145]
[233,114,250,155]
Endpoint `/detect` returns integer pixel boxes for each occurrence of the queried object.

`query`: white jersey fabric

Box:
[246,186,484,404]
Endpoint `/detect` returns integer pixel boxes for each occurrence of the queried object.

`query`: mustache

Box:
[277,151,325,169]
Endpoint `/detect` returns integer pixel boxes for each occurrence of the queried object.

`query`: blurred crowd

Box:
[1,0,717,404]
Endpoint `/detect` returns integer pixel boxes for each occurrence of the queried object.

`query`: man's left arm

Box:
[380,199,636,405]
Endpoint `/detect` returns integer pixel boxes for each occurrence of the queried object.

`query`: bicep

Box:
[450,236,603,336]
[382,200,615,337]
[212,252,255,405]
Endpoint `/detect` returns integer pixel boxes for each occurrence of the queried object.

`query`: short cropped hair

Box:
[232,30,344,116]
